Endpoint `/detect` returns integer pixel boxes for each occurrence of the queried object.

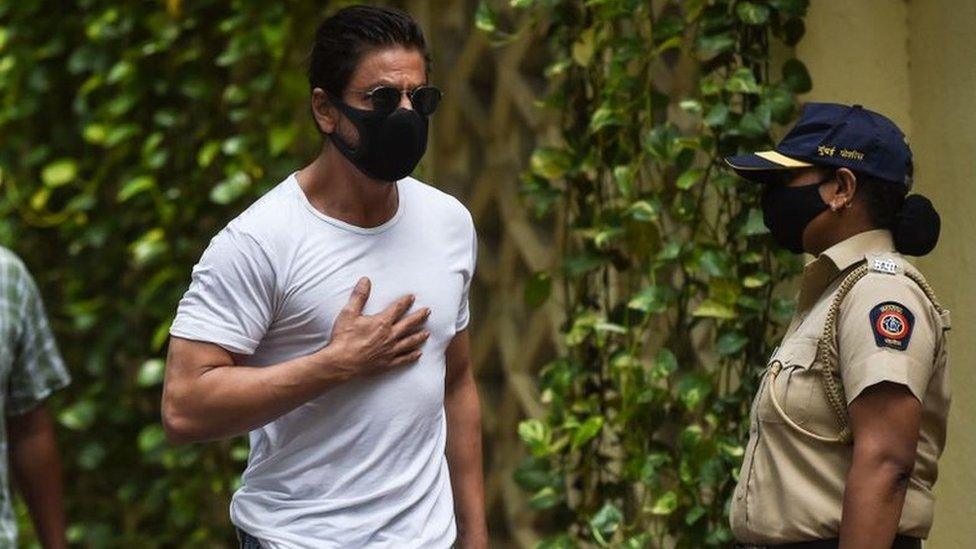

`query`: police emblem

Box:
[869,301,915,351]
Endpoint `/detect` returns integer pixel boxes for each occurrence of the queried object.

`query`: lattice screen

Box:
[404,2,561,545]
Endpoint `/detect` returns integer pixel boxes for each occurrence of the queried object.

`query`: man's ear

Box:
[311,88,338,134]
[829,168,858,211]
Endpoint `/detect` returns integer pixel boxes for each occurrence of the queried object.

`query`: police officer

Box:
[724,103,949,549]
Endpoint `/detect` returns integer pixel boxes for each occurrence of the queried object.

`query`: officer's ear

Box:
[827,168,858,211]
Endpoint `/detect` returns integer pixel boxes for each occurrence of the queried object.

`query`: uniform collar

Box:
[818,229,896,272]
[793,229,896,320]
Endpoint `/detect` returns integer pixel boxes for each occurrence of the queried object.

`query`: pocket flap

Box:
[769,336,819,369]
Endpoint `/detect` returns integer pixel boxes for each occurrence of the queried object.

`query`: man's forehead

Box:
[349,48,427,88]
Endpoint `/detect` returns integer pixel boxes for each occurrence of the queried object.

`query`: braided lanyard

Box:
[767,261,949,444]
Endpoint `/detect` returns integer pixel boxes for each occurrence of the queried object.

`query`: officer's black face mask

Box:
[328,100,429,183]
[760,175,832,254]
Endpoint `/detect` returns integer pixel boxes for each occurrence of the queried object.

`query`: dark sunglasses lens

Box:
[411,87,442,116]
[370,87,401,113]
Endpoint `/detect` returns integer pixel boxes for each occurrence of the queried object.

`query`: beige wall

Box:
[799,0,976,546]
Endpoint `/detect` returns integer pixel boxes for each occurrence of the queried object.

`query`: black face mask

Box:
[328,101,429,182]
[760,179,830,254]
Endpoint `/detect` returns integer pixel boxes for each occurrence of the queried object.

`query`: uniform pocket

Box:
[758,336,819,424]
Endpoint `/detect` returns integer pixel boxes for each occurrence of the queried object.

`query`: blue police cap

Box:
[725,102,914,189]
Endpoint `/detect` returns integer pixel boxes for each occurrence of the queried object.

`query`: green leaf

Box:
[685,505,707,525]
[197,140,221,168]
[117,175,156,202]
[518,419,552,456]
[743,272,771,288]
[676,168,702,190]
[475,1,498,32]
[742,207,769,236]
[649,491,678,515]
[644,124,681,161]
[210,172,251,205]
[529,486,560,510]
[137,424,167,455]
[572,28,597,67]
[725,68,761,94]
[590,105,621,132]
[738,111,768,137]
[628,199,661,222]
[782,58,812,93]
[716,331,749,356]
[704,103,729,127]
[699,250,731,277]
[695,33,735,59]
[564,253,604,278]
[59,400,97,431]
[651,348,678,379]
[628,286,670,314]
[693,299,737,319]
[613,165,634,197]
[137,358,165,387]
[677,374,711,410]
[524,272,552,308]
[41,158,78,187]
[589,502,623,544]
[736,2,771,25]
[571,416,604,449]
[530,147,573,179]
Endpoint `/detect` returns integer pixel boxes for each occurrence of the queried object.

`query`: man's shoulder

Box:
[402,177,473,227]
[218,174,304,250]
[0,246,30,281]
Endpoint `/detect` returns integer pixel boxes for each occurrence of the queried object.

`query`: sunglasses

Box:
[347,85,443,117]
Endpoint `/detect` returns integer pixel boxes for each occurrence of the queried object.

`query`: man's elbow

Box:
[161,392,203,445]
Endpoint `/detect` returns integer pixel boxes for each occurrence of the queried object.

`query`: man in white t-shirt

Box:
[161,6,487,548]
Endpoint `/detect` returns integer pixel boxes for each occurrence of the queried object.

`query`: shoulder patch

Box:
[870,301,915,351]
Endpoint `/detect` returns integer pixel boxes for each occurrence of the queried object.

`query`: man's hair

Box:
[308,6,430,98]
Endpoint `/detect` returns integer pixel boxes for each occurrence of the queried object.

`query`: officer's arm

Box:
[838,382,921,549]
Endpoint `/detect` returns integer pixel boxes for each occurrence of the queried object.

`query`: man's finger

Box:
[392,308,430,337]
[388,350,423,368]
[342,277,371,316]
[379,294,414,323]
[391,329,430,356]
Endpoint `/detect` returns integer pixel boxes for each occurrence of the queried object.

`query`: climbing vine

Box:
[480,0,810,546]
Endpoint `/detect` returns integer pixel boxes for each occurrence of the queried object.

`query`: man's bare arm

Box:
[9,405,67,549]
[443,330,487,548]
[162,277,429,443]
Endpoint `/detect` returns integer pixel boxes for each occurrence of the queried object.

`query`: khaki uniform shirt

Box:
[730,230,950,544]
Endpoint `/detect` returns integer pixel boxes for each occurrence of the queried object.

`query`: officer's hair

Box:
[308,6,431,98]
[855,170,941,256]
[856,172,906,230]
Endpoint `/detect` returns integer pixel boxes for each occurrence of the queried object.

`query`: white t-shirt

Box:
[170,173,476,548]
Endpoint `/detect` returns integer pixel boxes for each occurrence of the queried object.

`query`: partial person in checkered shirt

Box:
[0,247,70,548]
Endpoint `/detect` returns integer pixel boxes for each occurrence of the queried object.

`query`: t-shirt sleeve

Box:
[454,220,478,333]
[7,262,70,416]
[838,273,940,404]
[169,225,277,355]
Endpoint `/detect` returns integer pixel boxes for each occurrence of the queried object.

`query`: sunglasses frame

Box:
[360,85,443,116]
